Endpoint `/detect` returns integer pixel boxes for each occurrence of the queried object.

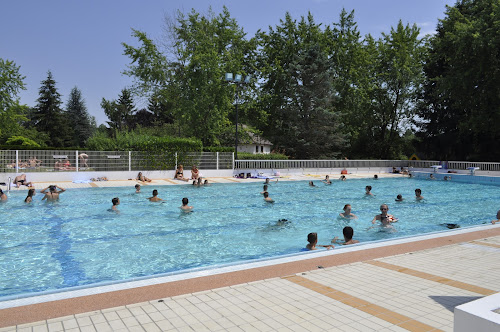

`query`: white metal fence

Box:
[0,151,234,173]
[1,150,499,173]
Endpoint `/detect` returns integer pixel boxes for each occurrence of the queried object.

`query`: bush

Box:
[237,152,288,160]
[203,146,234,152]
[5,136,41,148]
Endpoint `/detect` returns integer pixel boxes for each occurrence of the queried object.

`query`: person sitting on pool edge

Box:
[148,189,163,202]
[174,165,189,181]
[180,197,193,212]
[415,188,424,200]
[111,197,120,211]
[263,191,274,203]
[492,210,500,224]
[332,226,359,245]
[339,204,357,219]
[191,165,201,180]
[372,204,397,227]
[137,172,152,182]
[41,185,65,201]
[395,194,403,202]
[14,174,33,188]
[135,184,141,193]
[25,188,36,203]
[305,232,333,250]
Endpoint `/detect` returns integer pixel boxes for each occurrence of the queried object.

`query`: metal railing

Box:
[0,150,234,173]
[235,159,437,169]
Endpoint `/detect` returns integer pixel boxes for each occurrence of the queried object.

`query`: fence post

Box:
[232,152,235,170]
[75,150,79,172]
[175,152,178,170]
[15,150,19,173]
[216,152,219,170]
[128,151,131,172]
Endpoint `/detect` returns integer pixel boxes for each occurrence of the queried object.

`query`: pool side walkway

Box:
[2,174,499,331]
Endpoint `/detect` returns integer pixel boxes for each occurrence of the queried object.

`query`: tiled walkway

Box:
[2,232,499,331]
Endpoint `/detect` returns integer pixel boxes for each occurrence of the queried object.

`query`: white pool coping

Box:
[1,223,497,310]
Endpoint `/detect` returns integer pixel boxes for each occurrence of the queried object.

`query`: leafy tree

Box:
[0,58,29,142]
[416,0,500,160]
[102,88,136,131]
[30,71,72,147]
[66,87,93,147]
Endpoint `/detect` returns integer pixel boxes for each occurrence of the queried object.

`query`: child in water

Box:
[305,232,333,250]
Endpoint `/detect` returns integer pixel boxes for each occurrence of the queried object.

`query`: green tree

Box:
[416,0,500,160]
[66,87,93,147]
[0,58,29,142]
[102,88,136,131]
[30,71,72,147]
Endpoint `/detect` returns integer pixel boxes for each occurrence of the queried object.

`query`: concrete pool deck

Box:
[1,174,499,331]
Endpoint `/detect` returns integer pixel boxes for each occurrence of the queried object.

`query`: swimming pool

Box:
[0,177,498,299]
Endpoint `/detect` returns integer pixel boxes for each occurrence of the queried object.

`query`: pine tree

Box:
[31,71,71,147]
[102,88,136,131]
[66,87,93,147]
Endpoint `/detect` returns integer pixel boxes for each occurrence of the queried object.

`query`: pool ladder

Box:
[7,176,11,192]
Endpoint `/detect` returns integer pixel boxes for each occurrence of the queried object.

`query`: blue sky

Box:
[1,0,455,125]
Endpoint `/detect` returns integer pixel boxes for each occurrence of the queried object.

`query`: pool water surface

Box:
[0,177,498,299]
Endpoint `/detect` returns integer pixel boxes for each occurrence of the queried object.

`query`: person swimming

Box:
[0,189,7,201]
[261,184,268,194]
[25,188,36,203]
[339,204,357,219]
[365,186,374,196]
[148,189,163,202]
[135,184,141,193]
[415,188,424,200]
[372,204,397,227]
[332,226,359,245]
[395,194,403,202]
[322,175,332,184]
[111,197,120,212]
[305,232,333,250]
[180,197,193,212]
[309,181,315,187]
[263,191,274,203]
[492,210,500,224]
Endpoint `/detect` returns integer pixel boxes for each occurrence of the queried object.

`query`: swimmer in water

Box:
[0,189,7,201]
[135,184,141,193]
[492,210,500,224]
[374,174,379,179]
[147,189,164,202]
[339,204,357,219]
[322,175,332,184]
[41,185,65,201]
[261,184,268,194]
[372,204,397,227]
[415,188,424,200]
[395,194,403,202]
[25,188,36,203]
[111,197,120,211]
[180,197,193,212]
[309,181,315,187]
[203,179,209,185]
[332,226,359,245]
[339,175,346,181]
[429,174,435,180]
[365,185,373,196]
[306,232,333,250]
[263,191,274,203]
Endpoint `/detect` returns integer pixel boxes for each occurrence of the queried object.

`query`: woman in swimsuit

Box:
[191,165,200,180]
[41,185,65,201]
[25,189,35,203]
[174,165,189,181]
[137,172,152,182]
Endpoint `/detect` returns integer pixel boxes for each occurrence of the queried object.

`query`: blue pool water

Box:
[0,177,498,299]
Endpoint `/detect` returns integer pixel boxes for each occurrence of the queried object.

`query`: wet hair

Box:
[0,189,3,195]
[204,180,208,184]
[135,184,140,189]
[366,186,372,191]
[374,174,378,179]
[49,185,56,192]
[27,189,35,197]
[343,226,354,241]
[182,197,188,205]
[152,189,158,196]
[396,194,402,200]
[343,204,351,210]
[112,197,119,205]
[307,232,318,244]
[415,188,422,194]
[263,192,269,198]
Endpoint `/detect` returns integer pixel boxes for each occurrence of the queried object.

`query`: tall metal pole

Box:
[235,84,239,160]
